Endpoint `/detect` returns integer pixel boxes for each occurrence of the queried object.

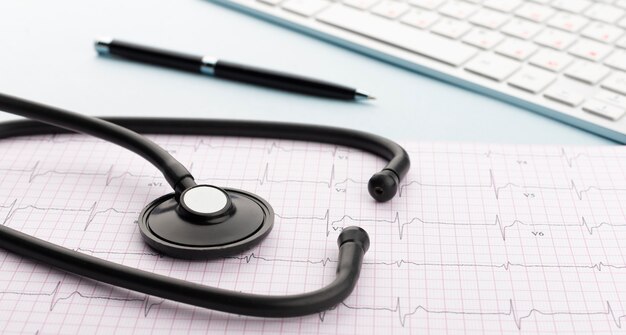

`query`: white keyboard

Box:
[212,0,626,143]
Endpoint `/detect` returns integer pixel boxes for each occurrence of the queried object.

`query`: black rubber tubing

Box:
[0,93,408,316]
[0,93,410,201]
[1,223,370,317]
[0,93,196,193]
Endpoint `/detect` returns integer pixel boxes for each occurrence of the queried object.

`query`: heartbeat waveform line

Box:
[197,162,338,188]
[72,247,626,273]
[167,139,351,157]
[14,134,99,144]
[277,210,421,239]
[4,162,625,202]
[368,259,626,272]
[0,199,17,225]
[3,199,621,240]
[4,280,626,330]
[0,161,343,189]
[15,136,624,169]
[0,161,160,185]
[226,253,334,266]
[276,209,623,241]
[333,298,626,330]
[579,216,626,235]
[13,135,352,157]
[484,147,590,168]
[0,281,163,317]
[406,147,626,168]
[435,148,592,168]
[0,200,138,231]
[490,215,626,240]
[276,210,335,237]
[396,169,626,200]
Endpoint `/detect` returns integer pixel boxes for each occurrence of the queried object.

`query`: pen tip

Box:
[94,37,113,55]
[355,90,375,102]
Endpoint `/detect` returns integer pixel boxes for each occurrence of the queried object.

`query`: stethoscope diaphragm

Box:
[138,185,274,259]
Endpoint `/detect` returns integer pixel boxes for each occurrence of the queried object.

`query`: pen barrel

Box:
[107,40,202,73]
[214,61,357,100]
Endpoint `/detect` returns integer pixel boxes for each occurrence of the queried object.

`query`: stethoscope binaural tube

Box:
[1,220,370,317]
[0,93,197,194]
[0,95,410,201]
[0,93,410,317]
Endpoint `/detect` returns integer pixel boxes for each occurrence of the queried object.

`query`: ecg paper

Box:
[0,133,625,335]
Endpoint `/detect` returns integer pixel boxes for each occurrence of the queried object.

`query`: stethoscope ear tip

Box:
[337,226,370,253]
[367,170,400,202]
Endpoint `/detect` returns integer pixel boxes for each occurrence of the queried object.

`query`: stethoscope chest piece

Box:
[138,185,274,259]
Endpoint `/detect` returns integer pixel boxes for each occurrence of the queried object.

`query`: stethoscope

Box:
[0,93,410,317]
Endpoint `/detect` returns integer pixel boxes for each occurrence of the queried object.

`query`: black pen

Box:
[94,38,374,101]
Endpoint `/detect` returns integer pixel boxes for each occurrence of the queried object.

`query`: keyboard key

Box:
[317,5,478,66]
[605,50,626,71]
[581,22,625,44]
[595,89,626,109]
[372,1,410,19]
[584,3,625,23]
[468,8,508,29]
[501,18,542,40]
[620,17,626,29]
[551,0,591,13]
[568,39,612,61]
[618,36,626,48]
[601,73,626,95]
[515,3,555,23]
[534,28,576,50]
[495,39,538,60]
[408,0,444,10]
[400,9,440,29]
[465,53,520,81]
[547,12,589,32]
[544,80,587,106]
[583,99,626,120]
[529,49,573,72]
[564,61,610,84]
[438,2,478,19]
[344,0,380,10]
[462,29,504,49]
[283,0,330,16]
[484,0,521,13]
[508,66,554,93]
[431,18,472,39]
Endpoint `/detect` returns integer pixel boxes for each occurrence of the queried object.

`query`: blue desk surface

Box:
[0,0,612,145]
